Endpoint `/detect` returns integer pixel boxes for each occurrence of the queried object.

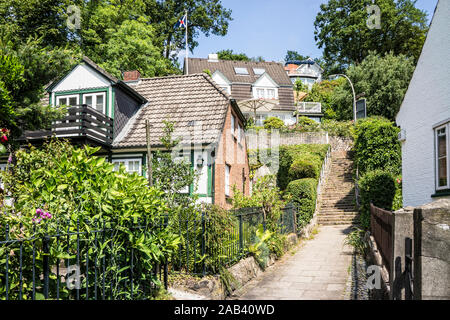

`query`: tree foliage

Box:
[0,35,78,137]
[314,0,428,70]
[217,49,250,61]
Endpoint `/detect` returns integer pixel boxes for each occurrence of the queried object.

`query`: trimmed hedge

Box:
[286,178,318,229]
[354,117,401,175]
[263,117,285,130]
[358,170,403,229]
[278,144,329,190]
[288,154,321,181]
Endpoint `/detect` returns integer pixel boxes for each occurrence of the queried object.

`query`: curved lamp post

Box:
[329,74,356,123]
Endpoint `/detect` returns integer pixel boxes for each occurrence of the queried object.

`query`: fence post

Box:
[43,234,50,299]
[238,214,243,253]
[201,211,206,276]
[164,215,169,290]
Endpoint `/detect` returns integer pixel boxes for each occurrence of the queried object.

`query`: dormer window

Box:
[56,95,79,107]
[234,67,249,75]
[83,92,106,113]
[253,68,265,76]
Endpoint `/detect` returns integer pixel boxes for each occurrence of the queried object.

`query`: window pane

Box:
[69,97,78,106]
[438,158,447,187]
[85,96,93,107]
[96,94,104,112]
[438,134,446,157]
[58,98,67,106]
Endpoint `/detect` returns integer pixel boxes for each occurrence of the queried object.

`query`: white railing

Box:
[316,146,331,199]
[297,102,322,114]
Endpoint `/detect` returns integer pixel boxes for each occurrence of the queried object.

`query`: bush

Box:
[286,178,318,229]
[292,116,321,132]
[263,117,285,130]
[277,144,329,190]
[288,154,321,181]
[321,119,354,138]
[354,117,401,175]
[358,170,402,229]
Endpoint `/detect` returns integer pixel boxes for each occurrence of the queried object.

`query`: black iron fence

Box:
[1,204,298,300]
[0,217,167,300]
[168,204,297,276]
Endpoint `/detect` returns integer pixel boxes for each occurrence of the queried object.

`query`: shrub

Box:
[288,155,321,181]
[293,116,321,132]
[286,178,318,229]
[353,117,401,175]
[358,170,402,230]
[321,119,354,138]
[263,117,285,130]
[277,144,329,190]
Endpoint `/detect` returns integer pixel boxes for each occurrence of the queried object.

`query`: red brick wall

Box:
[214,104,250,208]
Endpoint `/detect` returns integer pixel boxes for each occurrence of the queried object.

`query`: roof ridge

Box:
[138,73,205,81]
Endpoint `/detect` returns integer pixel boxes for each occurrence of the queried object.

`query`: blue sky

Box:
[189,0,438,62]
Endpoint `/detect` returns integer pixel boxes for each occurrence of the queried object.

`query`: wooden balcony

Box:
[20,105,114,148]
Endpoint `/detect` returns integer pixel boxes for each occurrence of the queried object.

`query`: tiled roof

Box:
[187,58,292,86]
[113,73,231,148]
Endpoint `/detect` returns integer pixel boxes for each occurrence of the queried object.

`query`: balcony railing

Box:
[20,105,114,146]
[296,102,322,114]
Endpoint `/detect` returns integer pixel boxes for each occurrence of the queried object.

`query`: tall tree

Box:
[329,52,415,121]
[143,0,232,60]
[99,18,176,78]
[284,50,310,62]
[0,0,78,48]
[314,0,428,70]
[0,34,79,137]
[217,49,250,61]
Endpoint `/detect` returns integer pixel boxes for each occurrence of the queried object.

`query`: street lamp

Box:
[329,74,356,123]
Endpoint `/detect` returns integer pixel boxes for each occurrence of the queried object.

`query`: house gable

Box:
[52,63,113,92]
[252,73,279,88]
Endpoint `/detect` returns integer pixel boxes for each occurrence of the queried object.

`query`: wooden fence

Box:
[370,203,394,274]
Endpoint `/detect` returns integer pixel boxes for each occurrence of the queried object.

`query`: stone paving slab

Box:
[238,225,353,300]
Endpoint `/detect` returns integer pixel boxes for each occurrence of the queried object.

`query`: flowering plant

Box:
[0,128,9,155]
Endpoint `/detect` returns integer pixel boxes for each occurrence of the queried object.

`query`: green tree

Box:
[0,36,78,137]
[333,52,415,121]
[143,0,232,60]
[0,0,77,48]
[303,78,345,119]
[99,18,175,78]
[217,49,250,61]
[314,0,428,70]
[285,50,310,62]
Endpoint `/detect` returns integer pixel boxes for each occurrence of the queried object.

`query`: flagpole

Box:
[185,10,189,75]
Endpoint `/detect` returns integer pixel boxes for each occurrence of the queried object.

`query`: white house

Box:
[396,0,450,207]
[284,58,324,89]
[186,55,322,126]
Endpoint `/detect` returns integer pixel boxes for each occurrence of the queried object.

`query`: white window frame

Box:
[83,92,106,114]
[237,122,242,143]
[112,158,142,175]
[225,164,231,197]
[231,114,236,137]
[435,123,449,191]
[252,87,279,100]
[56,94,79,107]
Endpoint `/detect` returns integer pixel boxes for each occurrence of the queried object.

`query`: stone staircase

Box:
[318,151,359,226]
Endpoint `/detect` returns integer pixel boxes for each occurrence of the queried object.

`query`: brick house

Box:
[1,57,250,208]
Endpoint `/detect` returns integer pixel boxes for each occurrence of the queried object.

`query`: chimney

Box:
[123,70,141,82]
[208,53,219,62]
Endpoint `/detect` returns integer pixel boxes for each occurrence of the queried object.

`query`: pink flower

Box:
[0,135,7,143]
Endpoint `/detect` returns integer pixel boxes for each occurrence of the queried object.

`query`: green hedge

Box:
[278,144,329,190]
[286,178,318,229]
[288,154,321,181]
[359,170,403,229]
[263,117,285,130]
[354,117,401,175]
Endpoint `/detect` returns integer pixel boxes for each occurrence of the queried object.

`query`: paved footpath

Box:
[238,225,353,300]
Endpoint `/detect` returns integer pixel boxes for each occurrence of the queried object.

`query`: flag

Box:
[175,14,187,29]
